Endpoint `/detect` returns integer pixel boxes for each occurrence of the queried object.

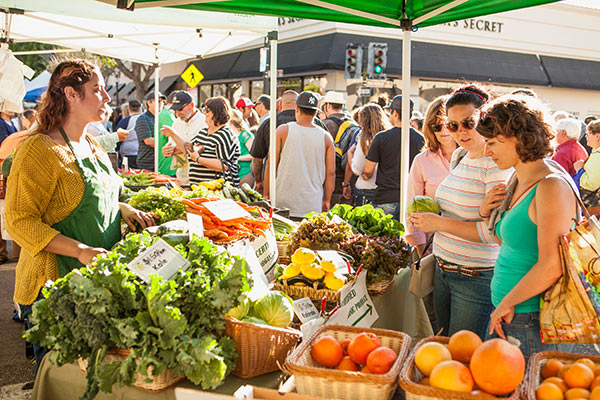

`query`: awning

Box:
[540,55,600,90]
[187,33,549,87]
[147,75,181,92]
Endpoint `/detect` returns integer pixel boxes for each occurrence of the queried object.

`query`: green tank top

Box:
[491,184,540,313]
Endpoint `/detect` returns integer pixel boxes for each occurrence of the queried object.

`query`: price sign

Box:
[331,214,345,225]
[326,271,379,328]
[293,297,320,324]
[127,239,191,283]
[226,240,270,301]
[187,212,204,239]
[203,199,250,221]
[317,250,348,273]
[249,226,278,280]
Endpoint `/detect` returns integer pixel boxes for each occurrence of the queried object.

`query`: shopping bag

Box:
[409,235,435,298]
[540,206,600,343]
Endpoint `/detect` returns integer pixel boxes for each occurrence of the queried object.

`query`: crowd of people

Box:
[4,59,600,375]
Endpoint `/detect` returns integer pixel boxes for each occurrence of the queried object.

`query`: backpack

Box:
[328,116,362,169]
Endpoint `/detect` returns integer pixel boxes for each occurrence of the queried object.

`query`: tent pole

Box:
[268,30,278,207]
[400,27,411,223]
[153,42,160,174]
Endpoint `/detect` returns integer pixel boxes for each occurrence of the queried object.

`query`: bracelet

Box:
[479,211,490,219]
[342,183,350,188]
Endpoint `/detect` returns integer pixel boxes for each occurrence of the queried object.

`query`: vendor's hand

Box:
[162,144,175,158]
[481,184,507,218]
[489,302,515,340]
[116,128,130,142]
[77,246,107,265]
[160,125,175,137]
[409,212,443,233]
[120,203,157,231]
[574,160,585,171]
[342,186,352,200]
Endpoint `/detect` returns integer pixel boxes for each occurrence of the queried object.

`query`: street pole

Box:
[268,30,278,207]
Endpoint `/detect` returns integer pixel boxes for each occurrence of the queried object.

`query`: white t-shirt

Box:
[351,142,377,190]
[169,109,207,185]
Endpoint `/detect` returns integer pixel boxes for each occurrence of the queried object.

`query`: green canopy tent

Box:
[127,0,559,219]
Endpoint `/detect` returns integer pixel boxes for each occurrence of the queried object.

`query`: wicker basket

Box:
[283,324,411,400]
[225,317,302,379]
[399,337,522,400]
[77,347,184,392]
[367,277,395,295]
[273,279,344,303]
[277,240,291,264]
[522,351,600,399]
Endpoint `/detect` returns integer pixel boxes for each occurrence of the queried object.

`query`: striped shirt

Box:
[189,125,240,186]
[432,148,512,267]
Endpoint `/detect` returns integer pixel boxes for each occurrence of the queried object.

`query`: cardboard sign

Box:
[226,240,270,302]
[249,227,278,280]
[187,212,204,239]
[292,297,319,324]
[203,199,250,221]
[127,239,191,283]
[326,271,379,328]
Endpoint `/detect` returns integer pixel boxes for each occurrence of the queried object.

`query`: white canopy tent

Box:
[0,0,278,175]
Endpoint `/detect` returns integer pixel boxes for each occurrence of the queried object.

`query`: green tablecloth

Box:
[32,268,432,400]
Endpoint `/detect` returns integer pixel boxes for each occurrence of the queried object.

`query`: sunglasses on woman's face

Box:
[445,117,476,133]
[430,123,444,133]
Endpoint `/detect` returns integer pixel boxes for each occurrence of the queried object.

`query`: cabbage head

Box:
[408,196,440,215]
[242,316,267,325]
[226,296,251,320]
[252,291,293,328]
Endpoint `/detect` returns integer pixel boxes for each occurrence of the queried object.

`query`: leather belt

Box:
[434,256,493,277]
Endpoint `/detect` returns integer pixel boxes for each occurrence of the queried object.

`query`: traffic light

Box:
[344,43,363,80]
[367,42,388,79]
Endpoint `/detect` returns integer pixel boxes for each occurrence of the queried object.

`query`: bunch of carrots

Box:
[182,198,272,242]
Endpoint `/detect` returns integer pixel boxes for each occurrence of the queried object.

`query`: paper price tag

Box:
[326,271,379,328]
[186,212,204,239]
[203,199,250,221]
[293,297,320,324]
[331,214,345,225]
[316,250,347,273]
[127,239,191,283]
[249,226,278,280]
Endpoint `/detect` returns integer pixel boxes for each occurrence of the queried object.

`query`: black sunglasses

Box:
[445,117,476,133]
[430,123,444,133]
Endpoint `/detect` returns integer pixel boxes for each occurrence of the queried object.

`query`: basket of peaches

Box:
[283,324,411,400]
[398,330,526,399]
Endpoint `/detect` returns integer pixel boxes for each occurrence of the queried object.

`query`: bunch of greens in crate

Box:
[119,172,155,187]
[288,214,353,253]
[26,232,250,400]
[319,204,404,238]
[128,187,186,224]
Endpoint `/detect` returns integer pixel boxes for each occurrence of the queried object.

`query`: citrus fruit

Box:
[366,346,397,374]
[536,382,565,400]
[564,387,590,399]
[543,359,566,379]
[336,355,359,371]
[361,366,372,374]
[311,335,343,368]
[576,358,596,371]
[414,342,452,377]
[448,330,482,363]
[592,376,600,391]
[591,387,600,400]
[469,338,525,395]
[430,360,474,393]
[347,332,381,366]
[543,377,568,393]
[340,338,351,356]
[418,377,430,385]
[564,363,594,389]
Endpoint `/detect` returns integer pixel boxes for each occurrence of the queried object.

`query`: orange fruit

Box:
[418,377,430,385]
[470,389,496,397]
[591,387,600,400]
[565,387,590,399]
[543,359,567,379]
[340,338,351,356]
[361,366,372,374]
[366,346,397,374]
[594,366,600,378]
[577,359,597,371]
[430,360,474,393]
[336,355,359,371]
[311,335,343,368]
[559,365,572,379]
[469,338,525,396]
[564,363,594,389]
[544,377,569,393]
[448,330,482,364]
[347,332,381,366]
[536,382,565,400]
[414,342,452,377]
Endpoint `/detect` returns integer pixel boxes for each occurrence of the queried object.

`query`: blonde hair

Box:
[357,104,390,155]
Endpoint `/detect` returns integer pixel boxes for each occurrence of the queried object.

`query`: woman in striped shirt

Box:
[187,97,241,186]
[411,84,512,339]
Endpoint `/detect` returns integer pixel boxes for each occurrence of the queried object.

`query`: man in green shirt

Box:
[157,92,177,176]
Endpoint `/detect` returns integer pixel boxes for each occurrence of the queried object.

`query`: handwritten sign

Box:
[326,271,379,328]
[186,212,204,239]
[249,227,278,280]
[127,239,191,283]
[293,297,319,324]
[203,199,250,221]
[226,240,270,302]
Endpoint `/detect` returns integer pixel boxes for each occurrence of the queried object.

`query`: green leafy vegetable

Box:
[250,291,293,328]
[318,204,405,238]
[119,172,156,187]
[128,187,186,225]
[407,196,440,215]
[289,215,353,253]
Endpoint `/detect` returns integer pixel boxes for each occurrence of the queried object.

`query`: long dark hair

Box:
[445,83,491,111]
[357,104,390,155]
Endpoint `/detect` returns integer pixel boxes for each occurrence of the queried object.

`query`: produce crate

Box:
[367,277,395,295]
[78,347,184,392]
[273,279,343,304]
[399,337,522,400]
[225,317,302,378]
[284,324,411,400]
[521,351,600,400]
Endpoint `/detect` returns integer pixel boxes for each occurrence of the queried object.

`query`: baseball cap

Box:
[144,91,165,101]
[296,91,321,110]
[322,91,345,105]
[170,91,194,111]
[254,95,271,110]
[235,97,254,108]
[384,95,414,113]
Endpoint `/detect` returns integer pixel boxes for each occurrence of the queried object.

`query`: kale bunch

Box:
[128,187,186,225]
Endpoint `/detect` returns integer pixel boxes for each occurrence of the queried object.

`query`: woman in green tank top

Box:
[475,94,577,358]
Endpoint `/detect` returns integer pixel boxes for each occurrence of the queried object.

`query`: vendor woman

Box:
[5,59,155,369]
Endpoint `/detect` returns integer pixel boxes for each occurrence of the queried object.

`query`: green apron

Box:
[53,128,121,277]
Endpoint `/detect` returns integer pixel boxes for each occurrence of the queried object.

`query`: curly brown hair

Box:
[476,94,554,162]
[205,96,231,126]
[33,59,99,134]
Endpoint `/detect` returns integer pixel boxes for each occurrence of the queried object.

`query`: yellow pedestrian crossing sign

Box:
[181,65,203,89]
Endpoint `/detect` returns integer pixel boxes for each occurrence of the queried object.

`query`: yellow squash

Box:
[300,263,325,280]
[291,248,316,265]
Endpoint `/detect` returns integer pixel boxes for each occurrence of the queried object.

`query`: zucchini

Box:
[238,188,250,203]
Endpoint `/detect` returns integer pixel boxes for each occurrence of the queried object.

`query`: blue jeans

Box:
[375,202,400,221]
[354,188,376,206]
[18,292,47,375]
[434,265,494,340]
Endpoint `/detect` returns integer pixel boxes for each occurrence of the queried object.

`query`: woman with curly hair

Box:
[476,94,578,358]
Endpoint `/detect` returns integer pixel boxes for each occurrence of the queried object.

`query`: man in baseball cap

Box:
[170,91,193,112]
[235,97,255,126]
